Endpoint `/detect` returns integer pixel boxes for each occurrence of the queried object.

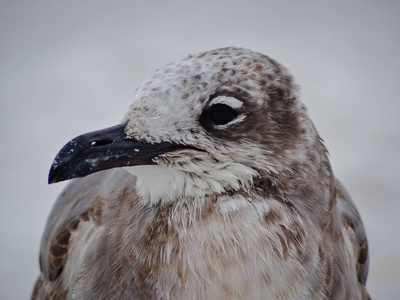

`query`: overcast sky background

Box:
[1,1,399,299]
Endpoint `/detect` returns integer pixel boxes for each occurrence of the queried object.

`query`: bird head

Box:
[49,47,323,204]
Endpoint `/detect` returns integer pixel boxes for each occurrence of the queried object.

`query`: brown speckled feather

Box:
[32,171,370,299]
[33,47,370,300]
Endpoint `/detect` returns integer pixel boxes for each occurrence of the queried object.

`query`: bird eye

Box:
[206,103,238,125]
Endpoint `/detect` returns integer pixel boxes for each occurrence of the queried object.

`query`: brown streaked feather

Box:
[33,47,370,299]
[330,179,370,300]
[32,169,141,299]
[32,171,370,299]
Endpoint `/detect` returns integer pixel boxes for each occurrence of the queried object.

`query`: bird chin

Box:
[123,159,258,206]
[123,165,195,205]
[123,163,229,205]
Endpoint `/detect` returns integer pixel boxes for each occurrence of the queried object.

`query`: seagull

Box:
[32,47,370,300]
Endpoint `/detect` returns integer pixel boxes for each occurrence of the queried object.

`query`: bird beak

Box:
[48,123,179,184]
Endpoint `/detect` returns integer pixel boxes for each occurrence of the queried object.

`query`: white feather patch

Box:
[124,159,258,205]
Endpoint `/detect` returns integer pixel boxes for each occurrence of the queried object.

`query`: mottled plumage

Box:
[32,47,370,299]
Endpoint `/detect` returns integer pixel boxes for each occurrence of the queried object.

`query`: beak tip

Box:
[48,175,56,184]
[48,163,64,184]
[48,168,57,184]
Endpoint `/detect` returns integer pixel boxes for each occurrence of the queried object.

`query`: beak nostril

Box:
[91,140,113,147]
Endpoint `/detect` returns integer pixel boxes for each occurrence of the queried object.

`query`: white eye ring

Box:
[209,95,244,109]
[215,114,246,129]
[207,96,246,129]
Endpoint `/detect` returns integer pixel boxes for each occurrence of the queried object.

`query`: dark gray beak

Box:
[48,123,182,184]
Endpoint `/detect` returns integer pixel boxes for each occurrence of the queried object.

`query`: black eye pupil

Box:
[208,103,237,125]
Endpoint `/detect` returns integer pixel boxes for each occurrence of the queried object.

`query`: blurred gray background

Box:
[1,1,399,299]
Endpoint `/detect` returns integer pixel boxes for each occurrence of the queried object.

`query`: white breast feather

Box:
[124,158,258,205]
